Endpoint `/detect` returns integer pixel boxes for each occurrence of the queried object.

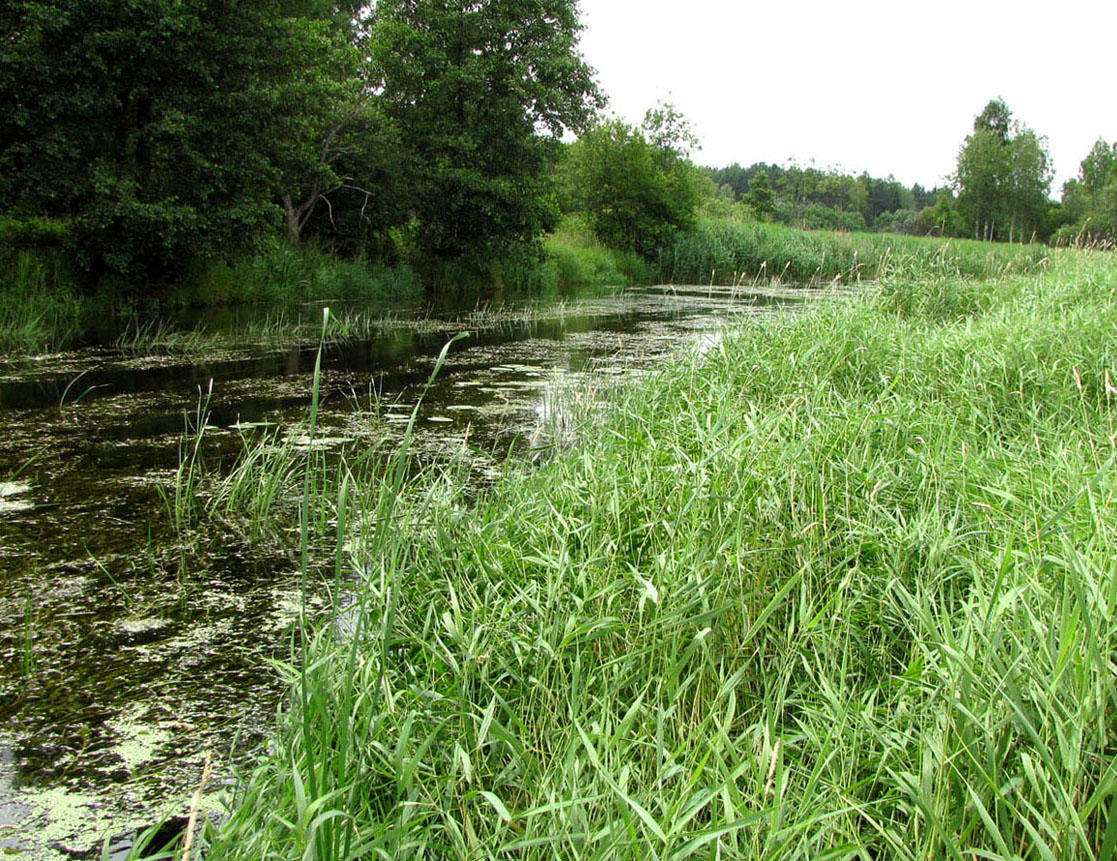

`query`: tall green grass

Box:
[0,234,646,356]
[187,246,1117,858]
[661,218,1050,286]
[177,241,423,306]
[410,231,654,301]
[0,244,424,355]
[542,227,656,293]
[0,249,87,353]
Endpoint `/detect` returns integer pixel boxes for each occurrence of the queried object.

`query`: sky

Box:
[574,0,1117,195]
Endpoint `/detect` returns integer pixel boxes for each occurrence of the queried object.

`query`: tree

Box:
[974,97,1012,142]
[707,163,751,200]
[563,109,701,258]
[369,0,601,265]
[915,189,964,237]
[1005,128,1052,242]
[0,0,351,282]
[1079,139,1116,193]
[954,99,1050,242]
[746,171,776,220]
[956,127,1008,241]
[1059,139,1117,241]
[641,102,700,158]
[269,15,376,246]
[1101,164,1117,235]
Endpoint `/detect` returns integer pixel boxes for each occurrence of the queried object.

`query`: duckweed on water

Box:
[0,482,32,514]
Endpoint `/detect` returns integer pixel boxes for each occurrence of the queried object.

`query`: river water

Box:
[0,286,808,858]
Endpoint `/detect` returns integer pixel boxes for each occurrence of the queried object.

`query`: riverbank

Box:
[3,286,802,858]
[0,231,650,356]
[658,218,1049,286]
[185,247,1117,857]
[0,223,1051,357]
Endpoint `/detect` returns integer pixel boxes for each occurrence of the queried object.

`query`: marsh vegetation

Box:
[197,248,1117,859]
[4,2,1117,857]
[0,287,803,857]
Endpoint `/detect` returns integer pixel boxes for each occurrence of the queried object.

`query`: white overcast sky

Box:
[574,0,1117,194]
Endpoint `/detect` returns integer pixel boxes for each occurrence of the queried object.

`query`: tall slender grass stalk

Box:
[159,380,214,545]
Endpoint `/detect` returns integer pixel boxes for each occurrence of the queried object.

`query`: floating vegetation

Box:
[0,482,32,514]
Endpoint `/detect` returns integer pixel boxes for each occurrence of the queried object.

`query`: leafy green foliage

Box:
[955,99,1052,242]
[705,161,957,237]
[0,0,606,293]
[746,170,775,219]
[563,111,702,258]
[0,1,358,281]
[1056,139,1117,244]
[370,0,601,266]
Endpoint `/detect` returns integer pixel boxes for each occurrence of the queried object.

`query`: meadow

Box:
[172,245,1117,858]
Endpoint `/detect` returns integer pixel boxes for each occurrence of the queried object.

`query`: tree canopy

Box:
[1059,139,1117,243]
[0,0,602,286]
[954,99,1051,242]
[562,106,702,258]
[370,0,601,264]
[0,0,364,281]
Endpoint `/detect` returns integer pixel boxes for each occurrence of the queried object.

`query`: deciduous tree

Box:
[0,0,352,281]
[954,99,1050,242]
[369,0,601,264]
[564,109,701,258]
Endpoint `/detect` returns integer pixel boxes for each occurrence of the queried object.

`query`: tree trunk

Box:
[281,194,302,245]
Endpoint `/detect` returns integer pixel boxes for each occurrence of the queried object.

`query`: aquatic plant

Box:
[0,249,86,353]
[159,380,214,545]
[112,318,213,357]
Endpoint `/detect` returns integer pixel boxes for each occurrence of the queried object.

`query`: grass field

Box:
[178,245,1117,859]
[660,219,1050,287]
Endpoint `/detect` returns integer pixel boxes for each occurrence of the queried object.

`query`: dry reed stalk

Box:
[181,751,212,861]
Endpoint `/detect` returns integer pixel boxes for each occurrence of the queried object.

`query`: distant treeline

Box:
[701,161,947,235]
[702,100,1117,247]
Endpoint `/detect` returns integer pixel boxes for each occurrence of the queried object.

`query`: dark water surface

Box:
[0,287,808,858]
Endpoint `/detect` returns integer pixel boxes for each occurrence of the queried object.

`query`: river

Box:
[0,286,809,858]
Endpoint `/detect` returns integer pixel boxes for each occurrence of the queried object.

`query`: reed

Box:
[158,380,214,545]
[0,249,86,353]
[660,218,1049,286]
[173,245,1117,859]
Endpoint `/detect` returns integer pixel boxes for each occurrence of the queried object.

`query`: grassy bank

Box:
[660,218,1050,286]
[0,224,1056,356]
[190,247,1117,857]
[177,242,422,306]
[0,232,653,355]
[0,249,88,353]
[0,244,424,355]
[540,221,656,292]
